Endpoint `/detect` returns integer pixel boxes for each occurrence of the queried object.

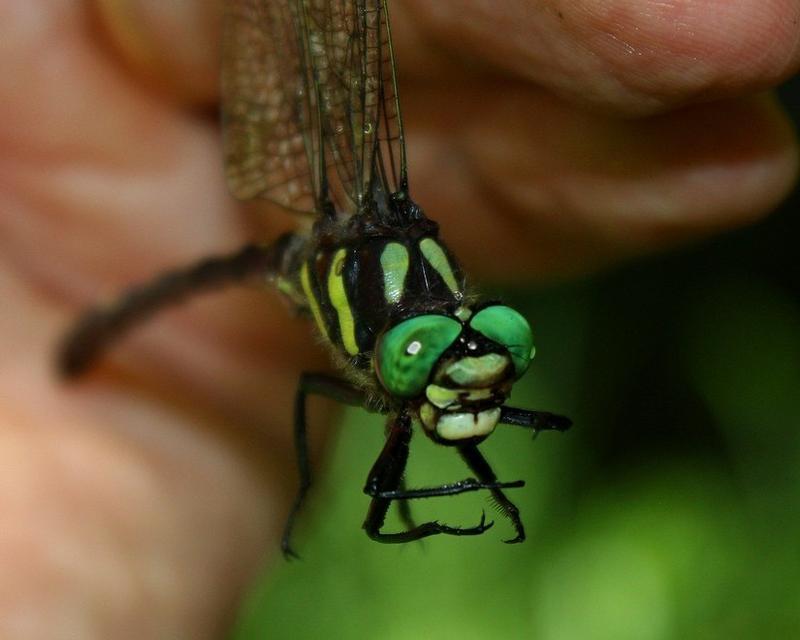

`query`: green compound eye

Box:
[470,305,534,378]
[376,315,462,398]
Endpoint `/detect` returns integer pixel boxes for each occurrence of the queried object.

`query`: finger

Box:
[398,0,800,115]
[405,84,798,279]
[91,0,220,104]
[0,0,240,304]
[89,0,800,115]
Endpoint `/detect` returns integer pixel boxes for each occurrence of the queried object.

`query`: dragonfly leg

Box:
[377,443,519,526]
[458,444,526,544]
[499,406,573,436]
[58,235,304,377]
[387,408,415,531]
[362,413,494,543]
[282,373,366,560]
[373,477,525,500]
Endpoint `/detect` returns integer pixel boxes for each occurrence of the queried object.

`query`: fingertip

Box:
[417,85,798,278]
[400,0,800,116]
[566,0,800,114]
[581,94,800,259]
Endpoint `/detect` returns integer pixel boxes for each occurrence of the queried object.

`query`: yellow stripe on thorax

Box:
[327,248,360,356]
[300,262,329,340]
[380,242,409,304]
[420,238,460,294]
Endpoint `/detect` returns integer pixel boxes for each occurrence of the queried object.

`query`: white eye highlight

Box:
[406,340,422,355]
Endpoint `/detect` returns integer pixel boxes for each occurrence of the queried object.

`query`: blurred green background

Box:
[231,84,800,640]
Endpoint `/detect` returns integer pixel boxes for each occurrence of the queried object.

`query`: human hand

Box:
[1,1,797,637]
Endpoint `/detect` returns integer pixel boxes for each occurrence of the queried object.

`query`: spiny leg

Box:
[458,444,525,544]
[282,373,367,559]
[363,412,493,543]
[370,418,523,502]
[58,234,303,377]
[374,478,524,500]
[500,406,573,436]
[387,470,523,528]
[385,479,517,540]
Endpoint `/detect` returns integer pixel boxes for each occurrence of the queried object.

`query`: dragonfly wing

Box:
[371,0,408,200]
[222,0,320,214]
[302,0,408,213]
[222,0,407,217]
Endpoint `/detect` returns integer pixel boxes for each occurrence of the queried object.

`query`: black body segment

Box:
[57,238,303,377]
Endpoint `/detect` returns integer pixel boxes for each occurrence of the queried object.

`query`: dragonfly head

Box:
[374,304,535,444]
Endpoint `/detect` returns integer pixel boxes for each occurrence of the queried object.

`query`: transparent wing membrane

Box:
[222,0,316,212]
[222,0,407,216]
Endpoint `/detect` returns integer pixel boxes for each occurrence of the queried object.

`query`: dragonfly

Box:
[58,0,572,557]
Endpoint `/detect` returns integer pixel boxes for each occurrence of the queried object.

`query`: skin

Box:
[0,0,798,636]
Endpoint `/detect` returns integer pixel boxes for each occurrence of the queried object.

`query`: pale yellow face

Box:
[419,353,513,442]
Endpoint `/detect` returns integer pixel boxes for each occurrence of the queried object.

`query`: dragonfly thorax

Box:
[296,215,466,362]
